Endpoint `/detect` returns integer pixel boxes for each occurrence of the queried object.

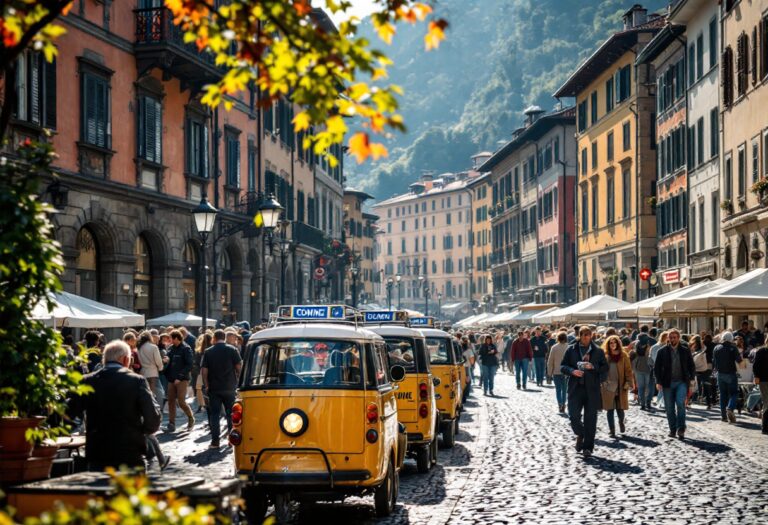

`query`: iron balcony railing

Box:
[135,7,217,67]
[293,222,326,252]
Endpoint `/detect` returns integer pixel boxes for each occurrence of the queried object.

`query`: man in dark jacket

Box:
[69,340,161,470]
[753,346,768,434]
[560,326,608,458]
[510,331,533,390]
[632,327,656,410]
[530,328,548,387]
[202,329,243,449]
[165,329,194,433]
[654,329,695,439]
[713,331,742,423]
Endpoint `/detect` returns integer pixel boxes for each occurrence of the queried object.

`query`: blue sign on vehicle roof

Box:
[283,305,347,320]
[410,317,434,327]
[364,311,395,323]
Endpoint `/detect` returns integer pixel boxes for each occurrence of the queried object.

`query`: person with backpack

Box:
[713,331,742,423]
[631,326,655,410]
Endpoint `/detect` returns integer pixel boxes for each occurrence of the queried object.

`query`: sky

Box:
[316,0,379,25]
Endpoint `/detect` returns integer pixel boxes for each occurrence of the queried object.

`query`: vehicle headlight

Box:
[280,409,308,437]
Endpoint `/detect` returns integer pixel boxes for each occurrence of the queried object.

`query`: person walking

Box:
[530,327,548,387]
[546,331,569,413]
[654,329,695,439]
[193,332,213,414]
[201,329,243,449]
[560,326,608,458]
[477,335,499,396]
[631,327,655,411]
[68,340,161,471]
[752,345,768,434]
[511,331,533,390]
[650,331,669,410]
[461,336,475,390]
[164,330,195,433]
[135,331,170,470]
[712,331,742,423]
[601,335,634,438]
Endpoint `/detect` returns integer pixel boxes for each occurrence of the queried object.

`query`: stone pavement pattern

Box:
[160,374,768,524]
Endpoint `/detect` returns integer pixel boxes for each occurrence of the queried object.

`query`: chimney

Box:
[523,105,545,127]
[421,171,434,182]
[623,4,647,30]
[471,151,492,169]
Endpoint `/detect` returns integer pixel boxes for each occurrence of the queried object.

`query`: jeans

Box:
[567,386,600,451]
[696,370,715,406]
[480,364,498,393]
[606,408,625,432]
[662,381,689,431]
[208,390,237,444]
[553,375,567,406]
[759,383,768,433]
[515,359,530,388]
[533,357,546,385]
[167,380,193,426]
[634,371,652,407]
[717,372,739,417]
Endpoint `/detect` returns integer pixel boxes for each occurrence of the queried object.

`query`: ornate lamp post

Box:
[192,197,218,333]
[350,265,360,308]
[257,193,283,320]
[395,274,402,309]
[437,291,443,320]
[386,277,394,309]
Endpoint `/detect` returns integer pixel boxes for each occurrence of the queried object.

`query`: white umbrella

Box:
[659,269,768,316]
[146,312,217,327]
[31,291,144,328]
[512,306,559,325]
[614,279,725,319]
[545,295,631,324]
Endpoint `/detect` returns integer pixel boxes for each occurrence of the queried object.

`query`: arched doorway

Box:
[75,227,99,300]
[220,249,233,323]
[182,241,198,314]
[133,235,152,315]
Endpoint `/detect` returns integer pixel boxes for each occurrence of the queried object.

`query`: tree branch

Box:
[0,0,71,72]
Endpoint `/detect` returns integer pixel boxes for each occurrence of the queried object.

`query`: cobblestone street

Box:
[161,372,768,524]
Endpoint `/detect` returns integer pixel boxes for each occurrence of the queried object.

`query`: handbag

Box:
[693,350,708,373]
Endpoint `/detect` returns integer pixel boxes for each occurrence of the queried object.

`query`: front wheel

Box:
[273,493,297,523]
[415,444,430,473]
[374,460,398,517]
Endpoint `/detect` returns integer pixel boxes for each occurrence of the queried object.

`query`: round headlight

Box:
[280,409,308,437]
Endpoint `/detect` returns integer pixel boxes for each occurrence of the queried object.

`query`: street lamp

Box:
[386,277,394,309]
[350,265,360,308]
[192,197,218,333]
[437,291,443,320]
[395,274,402,309]
[467,266,474,303]
[277,220,293,306]
[257,194,284,320]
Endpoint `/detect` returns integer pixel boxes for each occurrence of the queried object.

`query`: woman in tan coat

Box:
[601,335,635,438]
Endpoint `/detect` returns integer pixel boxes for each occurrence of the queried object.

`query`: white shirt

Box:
[138,342,164,379]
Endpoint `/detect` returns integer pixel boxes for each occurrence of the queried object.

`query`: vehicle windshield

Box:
[426,336,452,365]
[242,339,364,388]
[382,336,418,373]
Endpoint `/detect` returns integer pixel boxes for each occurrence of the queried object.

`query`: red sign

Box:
[662,269,680,284]
[313,267,326,280]
[639,267,652,281]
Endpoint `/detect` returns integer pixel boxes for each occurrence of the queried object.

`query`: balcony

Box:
[134,7,222,87]
[294,222,326,252]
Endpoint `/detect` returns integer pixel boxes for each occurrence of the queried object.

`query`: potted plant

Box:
[751,177,768,202]
[720,199,734,215]
[646,196,657,210]
[0,141,91,482]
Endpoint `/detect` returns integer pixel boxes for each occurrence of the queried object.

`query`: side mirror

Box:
[390,365,406,382]
[432,376,441,387]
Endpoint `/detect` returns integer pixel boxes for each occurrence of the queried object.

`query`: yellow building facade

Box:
[467,171,493,308]
[555,5,662,302]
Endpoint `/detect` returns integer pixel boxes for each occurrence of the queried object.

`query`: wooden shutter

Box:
[263,102,273,132]
[762,17,768,80]
[737,33,746,95]
[722,47,733,107]
[43,57,56,129]
[752,26,758,85]
[29,52,41,125]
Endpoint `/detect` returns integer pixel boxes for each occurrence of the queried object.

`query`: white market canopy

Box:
[146,312,217,327]
[509,306,560,325]
[535,294,630,324]
[479,309,520,326]
[614,279,726,319]
[658,269,768,316]
[31,291,145,328]
[455,312,493,327]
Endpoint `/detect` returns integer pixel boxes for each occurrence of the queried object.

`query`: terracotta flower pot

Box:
[0,416,45,459]
[31,443,60,459]
[0,456,54,483]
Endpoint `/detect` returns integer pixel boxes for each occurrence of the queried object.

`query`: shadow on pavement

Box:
[594,438,628,450]
[619,435,660,448]
[183,446,231,467]
[684,438,732,454]
[398,463,447,505]
[438,442,471,467]
[586,456,643,474]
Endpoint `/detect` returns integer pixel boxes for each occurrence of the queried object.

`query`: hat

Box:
[721,331,734,343]
[236,321,251,331]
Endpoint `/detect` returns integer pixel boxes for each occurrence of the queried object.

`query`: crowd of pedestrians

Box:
[65,321,254,471]
[452,321,768,458]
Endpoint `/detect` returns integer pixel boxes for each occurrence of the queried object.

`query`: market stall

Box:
[31,291,144,328]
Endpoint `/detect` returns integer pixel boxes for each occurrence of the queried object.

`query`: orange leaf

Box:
[369,142,388,160]
[374,21,396,45]
[348,132,371,164]
[293,0,312,16]
[61,2,74,16]
[425,20,446,51]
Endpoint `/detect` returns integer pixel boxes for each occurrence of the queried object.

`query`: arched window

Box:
[724,244,732,269]
[134,236,152,314]
[737,237,749,269]
[182,241,198,314]
[75,227,99,300]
